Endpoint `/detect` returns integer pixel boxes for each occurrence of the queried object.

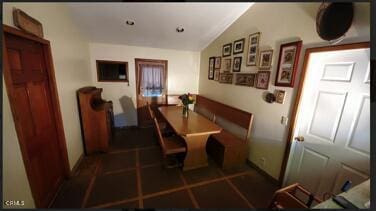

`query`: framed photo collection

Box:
[259,50,273,69]
[233,57,242,72]
[212,33,300,96]
[223,58,232,72]
[208,57,215,80]
[214,69,220,81]
[275,41,302,87]
[246,32,260,66]
[214,57,221,69]
[233,38,245,55]
[222,43,232,57]
[219,72,233,84]
[255,71,270,89]
[235,73,256,86]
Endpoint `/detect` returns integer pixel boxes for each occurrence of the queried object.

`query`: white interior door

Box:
[285,45,370,198]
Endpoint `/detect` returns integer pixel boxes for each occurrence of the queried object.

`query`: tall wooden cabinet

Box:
[77,86,114,154]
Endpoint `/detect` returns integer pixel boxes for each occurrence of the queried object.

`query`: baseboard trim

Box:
[246,159,280,186]
[70,153,84,178]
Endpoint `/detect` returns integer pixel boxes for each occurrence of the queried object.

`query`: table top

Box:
[314,179,370,209]
[158,106,222,137]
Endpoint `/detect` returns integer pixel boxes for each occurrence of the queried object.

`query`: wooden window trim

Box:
[135,58,168,101]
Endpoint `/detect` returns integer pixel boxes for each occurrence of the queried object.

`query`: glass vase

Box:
[182,105,189,118]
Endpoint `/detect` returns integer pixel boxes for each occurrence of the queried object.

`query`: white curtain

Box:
[140,64,164,97]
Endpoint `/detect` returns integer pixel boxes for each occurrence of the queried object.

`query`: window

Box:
[140,64,165,97]
[96,60,128,82]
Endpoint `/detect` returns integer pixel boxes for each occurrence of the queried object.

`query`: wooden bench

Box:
[195,95,254,169]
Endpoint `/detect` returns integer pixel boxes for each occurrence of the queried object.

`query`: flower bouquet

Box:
[178,93,195,117]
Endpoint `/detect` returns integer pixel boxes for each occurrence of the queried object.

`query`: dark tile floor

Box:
[51,127,279,208]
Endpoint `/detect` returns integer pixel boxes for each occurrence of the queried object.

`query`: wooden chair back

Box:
[153,117,167,155]
[269,183,322,209]
[147,102,155,119]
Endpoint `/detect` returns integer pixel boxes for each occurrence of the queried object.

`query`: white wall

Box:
[3,3,92,208]
[199,3,370,179]
[89,43,200,126]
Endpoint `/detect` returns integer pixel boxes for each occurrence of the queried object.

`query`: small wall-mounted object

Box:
[316,3,353,42]
[13,8,44,38]
[275,89,286,104]
[264,89,286,104]
[264,92,276,103]
[96,60,129,83]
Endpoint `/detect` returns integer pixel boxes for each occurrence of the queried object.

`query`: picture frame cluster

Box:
[209,31,302,97]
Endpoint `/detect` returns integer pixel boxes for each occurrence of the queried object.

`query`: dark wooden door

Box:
[135,59,168,127]
[4,32,65,207]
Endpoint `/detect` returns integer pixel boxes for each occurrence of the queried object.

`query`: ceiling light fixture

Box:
[126,20,135,26]
[176,26,184,33]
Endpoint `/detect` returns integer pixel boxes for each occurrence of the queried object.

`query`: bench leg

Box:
[182,134,210,171]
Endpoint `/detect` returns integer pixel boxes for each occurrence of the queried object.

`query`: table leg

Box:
[182,134,211,171]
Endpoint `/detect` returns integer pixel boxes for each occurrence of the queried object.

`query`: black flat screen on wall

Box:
[96,60,128,82]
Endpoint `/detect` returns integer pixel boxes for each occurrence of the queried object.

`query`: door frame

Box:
[135,58,168,126]
[3,25,71,207]
[278,42,370,185]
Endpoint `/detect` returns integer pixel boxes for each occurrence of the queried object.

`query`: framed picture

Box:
[233,38,245,54]
[214,69,220,81]
[259,50,273,69]
[214,57,221,69]
[246,32,260,66]
[235,73,256,86]
[275,41,302,87]
[233,56,242,72]
[275,89,286,104]
[255,71,270,89]
[222,43,232,57]
[223,58,232,72]
[219,72,233,84]
[208,57,215,80]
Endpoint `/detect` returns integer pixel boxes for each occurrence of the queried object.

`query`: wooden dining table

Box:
[158,106,222,171]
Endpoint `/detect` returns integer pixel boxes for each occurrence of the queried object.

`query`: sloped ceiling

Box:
[67,3,253,51]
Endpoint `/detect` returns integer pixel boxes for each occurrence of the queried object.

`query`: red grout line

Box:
[218,168,254,208]
[179,171,199,208]
[140,162,162,169]
[135,149,143,208]
[81,157,101,208]
[91,197,140,208]
[88,169,253,208]
[109,145,160,154]
[103,167,137,175]
[141,186,187,200]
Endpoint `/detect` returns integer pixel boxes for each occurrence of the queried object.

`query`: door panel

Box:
[4,31,65,207]
[286,45,370,198]
[308,90,347,142]
[321,62,354,81]
[345,95,370,154]
[296,147,329,193]
[331,164,368,195]
[364,63,370,83]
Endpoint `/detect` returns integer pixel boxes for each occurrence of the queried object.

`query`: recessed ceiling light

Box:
[176,26,184,33]
[126,20,135,26]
